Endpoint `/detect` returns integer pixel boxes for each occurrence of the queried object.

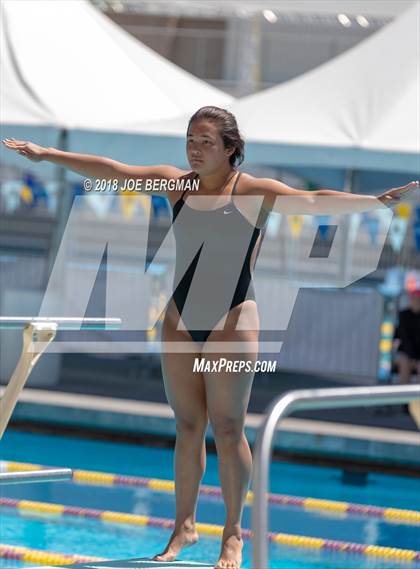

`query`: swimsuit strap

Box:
[192,170,240,197]
[231,171,242,196]
[174,170,240,214]
[173,173,197,216]
[181,173,199,203]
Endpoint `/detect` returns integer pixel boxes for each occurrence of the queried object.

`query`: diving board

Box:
[0,317,121,439]
[0,317,121,330]
[33,559,214,569]
[0,316,120,486]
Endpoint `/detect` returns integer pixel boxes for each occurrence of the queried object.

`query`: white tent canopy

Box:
[0,14,57,127]
[130,2,419,177]
[227,2,419,174]
[1,0,418,179]
[0,0,232,132]
[361,79,419,154]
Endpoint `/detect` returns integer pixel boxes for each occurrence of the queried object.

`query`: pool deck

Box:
[4,386,420,468]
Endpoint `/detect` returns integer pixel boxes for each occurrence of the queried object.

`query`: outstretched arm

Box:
[245,177,419,216]
[2,138,186,194]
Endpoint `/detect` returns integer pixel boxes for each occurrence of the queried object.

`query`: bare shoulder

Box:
[235,172,260,194]
[232,172,271,228]
[129,165,193,206]
[235,172,276,207]
[236,171,305,204]
[236,172,275,197]
[164,167,195,206]
[234,171,309,219]
[159,165,192,179]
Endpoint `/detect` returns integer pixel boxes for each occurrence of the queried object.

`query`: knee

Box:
[211,416,244,446]
[398,354,412,373]
[175,416,208,438]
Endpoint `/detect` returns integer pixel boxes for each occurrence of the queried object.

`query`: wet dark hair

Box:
[187,106,245,167]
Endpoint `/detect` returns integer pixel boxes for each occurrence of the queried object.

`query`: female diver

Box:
[3,106,418,569]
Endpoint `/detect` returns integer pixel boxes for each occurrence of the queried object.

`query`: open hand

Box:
[378,181,419,207]
[2,138,47,162]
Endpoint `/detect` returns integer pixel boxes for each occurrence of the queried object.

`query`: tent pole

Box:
[339,169,354,283]
[46,128,70,284]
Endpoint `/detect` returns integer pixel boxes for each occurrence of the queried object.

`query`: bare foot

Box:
[153,523,199,562]
[214,533,243,569]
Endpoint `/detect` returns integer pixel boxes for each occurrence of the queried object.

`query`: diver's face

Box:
[186,120,233,175]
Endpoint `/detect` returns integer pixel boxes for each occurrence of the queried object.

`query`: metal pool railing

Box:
[251,384,420,569]
[0,468,73,485]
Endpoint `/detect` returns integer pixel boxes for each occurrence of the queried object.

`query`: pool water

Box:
[0,429,419,569]
[1,511,416,569]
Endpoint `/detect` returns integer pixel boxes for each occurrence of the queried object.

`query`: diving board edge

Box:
[30,558,213,569]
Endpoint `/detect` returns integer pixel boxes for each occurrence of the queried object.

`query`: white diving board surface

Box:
[0,317,121,329]
[34,559,213,569]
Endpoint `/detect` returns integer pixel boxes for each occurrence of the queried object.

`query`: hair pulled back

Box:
[188,106,244,167]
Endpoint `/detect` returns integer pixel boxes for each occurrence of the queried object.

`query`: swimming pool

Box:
[1,429,419,568]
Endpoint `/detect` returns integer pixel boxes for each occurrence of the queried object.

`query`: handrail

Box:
[0,468,73,485]
[251,384,420,569]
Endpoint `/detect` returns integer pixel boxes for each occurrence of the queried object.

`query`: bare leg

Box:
[396,352,414,384]
[153,310,208,561]
[415,360,420,382]
[203,304,259,569]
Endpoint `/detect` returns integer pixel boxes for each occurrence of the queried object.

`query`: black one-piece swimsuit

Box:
[171,171,263,344]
